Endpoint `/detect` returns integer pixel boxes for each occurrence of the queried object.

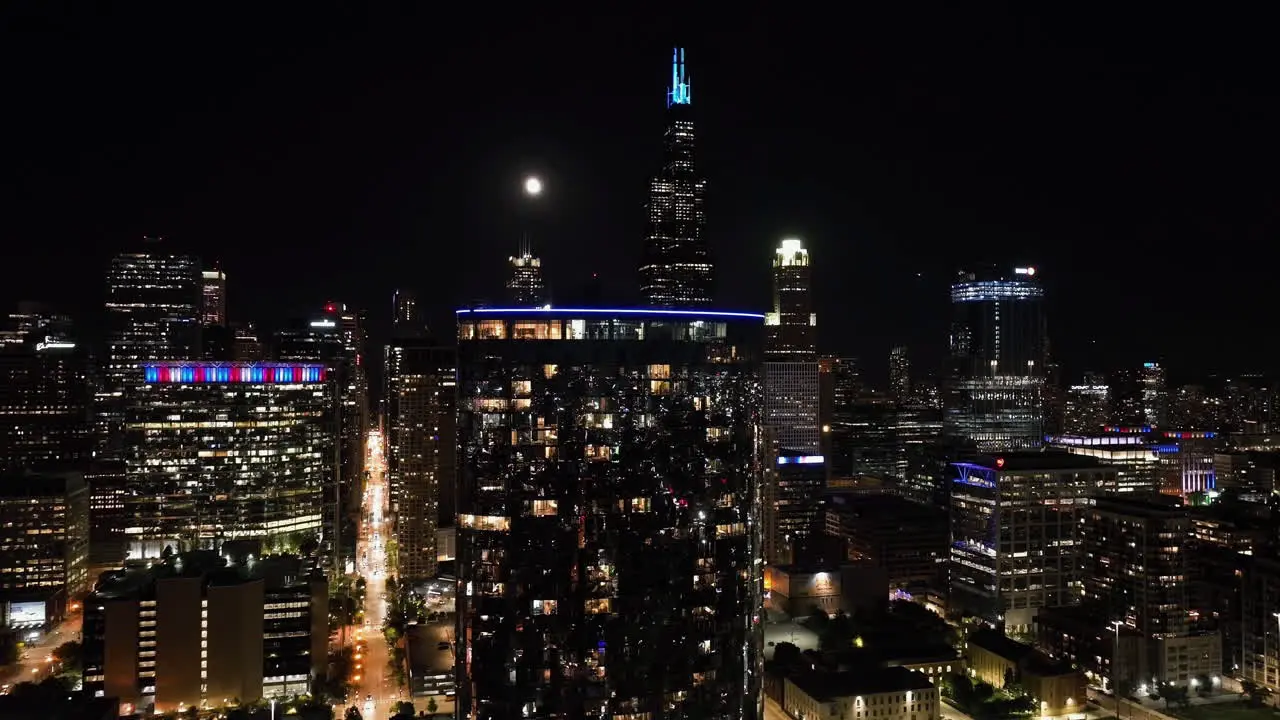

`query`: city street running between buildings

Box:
[343,428,404,718]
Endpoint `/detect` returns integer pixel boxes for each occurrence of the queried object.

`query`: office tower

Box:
[86,459,128,567]
[1140,362,1168,427]
[507,243,547,306]
[392,289,425,338]
[455,306,764,720]
[276,302,369,570]
[825,495,948,597]
[83,553,328,713]
[889,346,910,401]
[950,452,1116,629]
[1045,432,1161,494]
[639,48,712,308]
[230,322,265,361]
[763,239,821,563]
[0,301,73,347]
[385,330,455,581]
[0,309,91,471]
[102,242,202,457]
[944,265,1047,452]
[201,265,227,326]
[1064,375,1110,434]
[0,471,89,628]
[124,362,334,558]
[765,239,815,358]
[762,239,820,450]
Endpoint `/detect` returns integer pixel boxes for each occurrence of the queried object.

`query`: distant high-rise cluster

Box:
[506,246,546,306]
[201,264,227,326]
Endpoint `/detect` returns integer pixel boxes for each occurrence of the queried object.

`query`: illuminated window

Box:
[511,321,562,340]
[512,380,532,396]
[459,514,510,532]
[585,598,612,614]
[527,499,558,517]
[543,364,558,378]
[648,364,671,379]
[475,320,505,339]
[532,599,558,615]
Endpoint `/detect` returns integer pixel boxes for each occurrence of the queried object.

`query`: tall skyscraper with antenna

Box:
[507,238,546,306]
[639,48,713,307]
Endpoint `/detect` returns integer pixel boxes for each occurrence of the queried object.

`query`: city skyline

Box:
[3,8,1277,379]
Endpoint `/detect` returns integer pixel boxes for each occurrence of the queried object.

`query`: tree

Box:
[1159,682,1188,709]
[345,706,363,720]
[773,641,802,667]
[1195,673,1213,697]
[426,697,439,714]
[819,610,855,651]
[973,681,995,703]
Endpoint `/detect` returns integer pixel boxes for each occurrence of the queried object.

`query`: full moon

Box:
[524,176,543,196]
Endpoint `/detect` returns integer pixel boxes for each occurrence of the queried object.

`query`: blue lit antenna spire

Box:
[667,47,691,108]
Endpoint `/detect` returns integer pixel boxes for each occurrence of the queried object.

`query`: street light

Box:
[523,176,543,197]
[1111,621,1126,719]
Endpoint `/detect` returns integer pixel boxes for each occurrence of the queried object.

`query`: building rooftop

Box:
[1090,493,1186,516]
[0,470,85,498]
[91,551,319,600]
[455,306,766,321]
[962,451,1112,472]
[970,628,1075,676]
[789,666,934,700]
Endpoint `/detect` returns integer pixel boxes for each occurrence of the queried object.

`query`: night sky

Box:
[2,6,1276,384]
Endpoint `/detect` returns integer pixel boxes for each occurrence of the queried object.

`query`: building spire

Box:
[667,47,691,108]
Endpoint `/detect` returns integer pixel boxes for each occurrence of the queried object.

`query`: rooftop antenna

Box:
[667,47,691,108]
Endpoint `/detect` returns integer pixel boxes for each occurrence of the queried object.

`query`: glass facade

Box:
[455,308,764,720]
[124,362,335,557]
[945,266,1047,452]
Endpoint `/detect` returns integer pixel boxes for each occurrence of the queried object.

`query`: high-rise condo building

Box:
[762,239,821,563]
[944,265,1047,452]
[385,315,455,581]
[889,346,910,400]
[201,265,227,326]
[639,48,713,308]
[455,306,764,720]
[102,240,202,456]
[124,362,335,558]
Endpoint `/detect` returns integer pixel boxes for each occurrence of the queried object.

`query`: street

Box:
[0,607,81,693]
[345,428,404,718]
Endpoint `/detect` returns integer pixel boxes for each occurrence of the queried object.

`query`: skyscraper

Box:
[101,241,202,457]
[124,362,334,557]
[639,48,712,308]
[385,295,455,582]
[889,346,910,401]
[455,306,764,720]
[765,239,815,358]
[944,265,1047,452]
[762,239,821,562]
[392,289,424,338]
[202,265,227,326]
[506,242,547,306]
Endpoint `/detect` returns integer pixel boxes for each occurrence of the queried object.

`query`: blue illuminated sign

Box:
[667,47,691,108]
[455,307,765,320]
[777,455,824,466]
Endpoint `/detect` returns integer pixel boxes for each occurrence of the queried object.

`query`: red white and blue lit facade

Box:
[142,362,326,384]
[124,361,336,558]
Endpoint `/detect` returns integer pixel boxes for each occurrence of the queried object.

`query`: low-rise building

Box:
[82,552,327,715]
[784,667,940,720]
[966,628,1086,718]
[765,563,888,618]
